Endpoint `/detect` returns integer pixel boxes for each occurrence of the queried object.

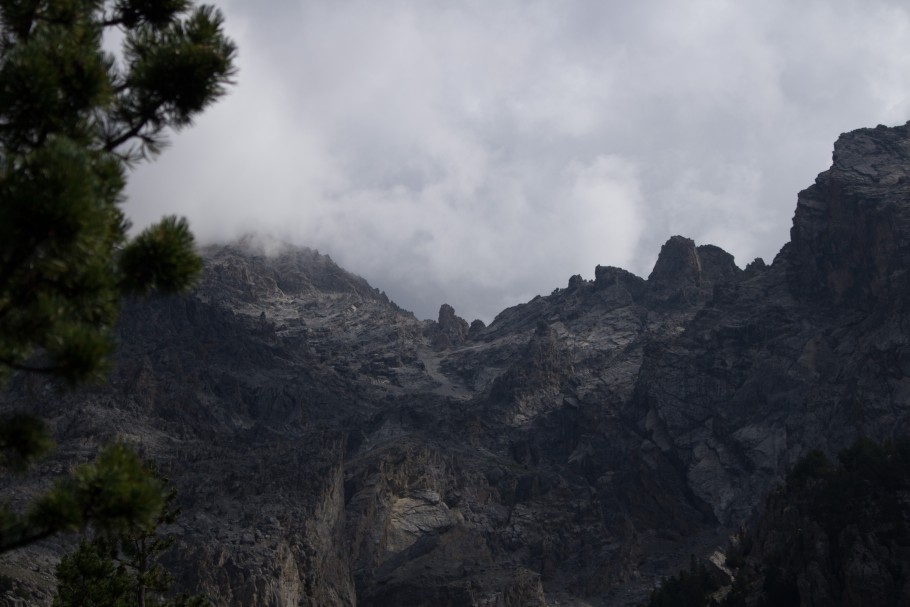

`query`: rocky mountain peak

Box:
[199,239,389,304]
[6,122,910,606]
[645,235,741,307]
[695,244,740,284]
[788,121,910,308]
[424,303,470,349]
[648,235,702,287]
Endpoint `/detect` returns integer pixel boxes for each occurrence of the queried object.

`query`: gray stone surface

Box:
[4,122,910,605]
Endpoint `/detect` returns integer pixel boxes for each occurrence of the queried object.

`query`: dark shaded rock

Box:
[649,235,702,288]
[594,264,645,290]
[6,122,910,606]
[468,319,486,339]
[593,264,647,309]
[646,237,742,309]
[424,304,469,349]
[787,122,910,309]
[696,244,741,284]
[744,257,767,277]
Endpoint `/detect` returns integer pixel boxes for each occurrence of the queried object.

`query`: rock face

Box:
[424,304,469,349]
[788,123,910,308]
[4,123,910,605]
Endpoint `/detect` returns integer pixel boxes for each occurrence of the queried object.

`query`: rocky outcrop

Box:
[4,122,910,605]
[787,123,910,308]
[646,236,743,308]
[424,304,469,349]
[648,236,703,289]
[468,319,486,339]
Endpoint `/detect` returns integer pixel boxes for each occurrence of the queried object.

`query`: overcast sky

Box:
[125,0,910,323]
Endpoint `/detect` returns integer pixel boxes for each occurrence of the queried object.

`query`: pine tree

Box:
[52,539,134,607]
[0,0,235,552]
[0,0,236,385]
[53,472,207,607]
[2,444,167,552]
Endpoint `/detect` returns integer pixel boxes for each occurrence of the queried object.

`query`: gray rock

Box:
[6,121,910,605]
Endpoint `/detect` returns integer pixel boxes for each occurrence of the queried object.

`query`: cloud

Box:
[563,155,645,272]
[124,0,910,322]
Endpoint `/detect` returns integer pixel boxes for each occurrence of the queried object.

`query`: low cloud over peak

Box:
[125,0,910,322]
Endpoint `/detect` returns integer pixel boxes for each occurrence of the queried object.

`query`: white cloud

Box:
[563,155,644,273]
[124,0,910,321]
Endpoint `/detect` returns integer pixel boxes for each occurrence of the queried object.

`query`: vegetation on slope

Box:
[646,437,910,607]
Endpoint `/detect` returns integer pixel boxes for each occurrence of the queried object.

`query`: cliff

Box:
[4,123,910,605]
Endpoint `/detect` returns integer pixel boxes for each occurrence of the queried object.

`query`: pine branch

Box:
[99,17,126,27]
[103,116,156,152]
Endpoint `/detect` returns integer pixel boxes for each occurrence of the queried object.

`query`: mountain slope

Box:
[4,123,910,606]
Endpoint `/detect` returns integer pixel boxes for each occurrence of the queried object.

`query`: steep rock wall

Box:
[4,123,910,605]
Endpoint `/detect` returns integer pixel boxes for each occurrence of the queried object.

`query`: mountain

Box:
[4,122,910,606]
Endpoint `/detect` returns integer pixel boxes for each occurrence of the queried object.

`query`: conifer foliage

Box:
[0,0,236,385]
[53,473,206,607]
[0,0,235,554]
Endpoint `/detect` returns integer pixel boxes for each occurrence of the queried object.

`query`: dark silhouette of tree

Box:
[54,469,207,607]
[0,0,236,385]
[0,0,235,554]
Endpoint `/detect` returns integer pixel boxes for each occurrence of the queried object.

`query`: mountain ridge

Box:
[3,122,910,605]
